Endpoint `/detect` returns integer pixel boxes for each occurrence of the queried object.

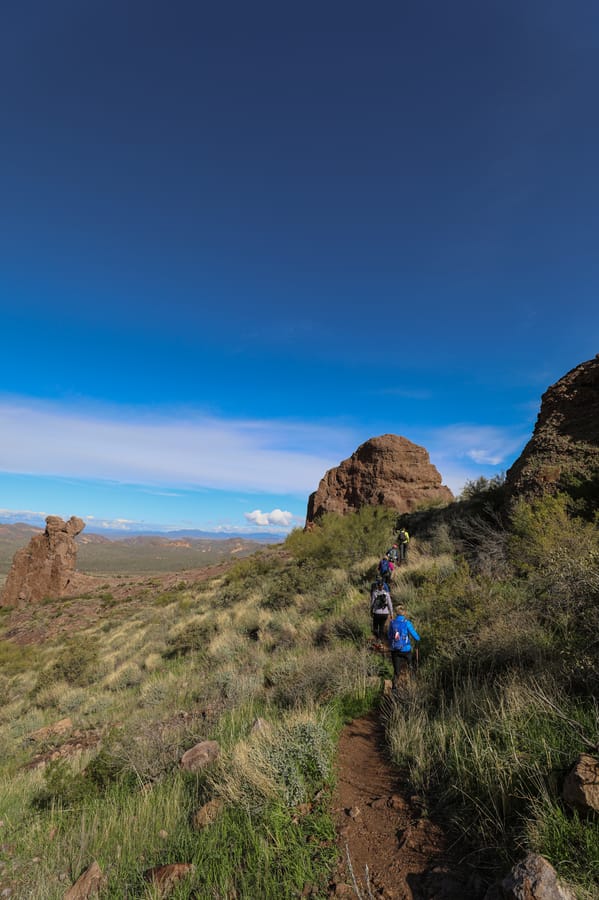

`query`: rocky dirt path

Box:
[330,709,486,899]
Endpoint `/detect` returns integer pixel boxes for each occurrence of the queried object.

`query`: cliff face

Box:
[306,434,453,525]
[0,515,85,608]
[505,355,599,503]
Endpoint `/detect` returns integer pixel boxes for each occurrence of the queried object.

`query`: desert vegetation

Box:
[0,497,598,897]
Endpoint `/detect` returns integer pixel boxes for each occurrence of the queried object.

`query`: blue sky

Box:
[1,0,598,534]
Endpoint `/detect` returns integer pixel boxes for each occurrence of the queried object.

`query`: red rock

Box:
[505,355,599,502]
[63,860,104,899]
[562,753,599,814]
[28,718,73,742]
[306,434,453,524]
[144,864,195,897]
[1,515,85,608]
[490,853,576,900]
[191,797,223,829]
[180,739,220,772]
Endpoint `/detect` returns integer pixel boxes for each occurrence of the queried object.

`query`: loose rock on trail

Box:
[330,711,486,899]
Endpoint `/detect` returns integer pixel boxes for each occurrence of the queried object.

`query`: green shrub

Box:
[32,758,97,809]
[509,493,599,647]
[285,507,397,567]
[163,621,213,659]
[39,636,99,688]
[460,473,506,503]
[209,709,334,812]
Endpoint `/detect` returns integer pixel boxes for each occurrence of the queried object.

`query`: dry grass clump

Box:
[80,692,116,718]
[103,662,144,692]
[208,706,334,812]
[212,663,264,707]
[142,651,165,673]
[34,682,88,714]
[138,671,180,708]
[97,717,205,783]
[268,645,378,708]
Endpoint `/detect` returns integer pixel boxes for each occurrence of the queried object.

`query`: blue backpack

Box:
[379,558,390,575]
[390,617,410,651]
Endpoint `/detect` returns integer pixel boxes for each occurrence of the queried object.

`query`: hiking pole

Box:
[415,646,419,673]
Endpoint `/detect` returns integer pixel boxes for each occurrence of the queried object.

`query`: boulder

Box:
[305,434,453,525]
[144,864,195,897]
[63,860,104,899]
[485,853,575,900]
[562,753,599,815]
[0,515,85,608]
[192,797,224,830]
[505,355,599,503]
[180,739,220,772]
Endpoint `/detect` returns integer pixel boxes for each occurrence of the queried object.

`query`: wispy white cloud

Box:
[0,507,48,524]
[82,516,139,530]
[245,508,294,528]
[0,397,355,495]
[422,423,530,495]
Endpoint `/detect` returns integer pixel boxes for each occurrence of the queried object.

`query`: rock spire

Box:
[0,515,85,608]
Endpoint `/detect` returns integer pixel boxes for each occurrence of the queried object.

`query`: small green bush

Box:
[163,621,213,659]
[32,758,97,809]
[39,636,99,688]
[285,507,397,567]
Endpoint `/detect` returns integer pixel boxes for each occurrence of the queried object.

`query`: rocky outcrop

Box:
[0,515,85,608]
[562,753,599,815]
[306,434,453,524]
[505,355,599,503]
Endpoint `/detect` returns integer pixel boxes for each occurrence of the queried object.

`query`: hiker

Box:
[370,579,393,640]
[378,555,395,583]
[397,528,410,563]
[386,544,400,565]
[370,574,390,595]
[388,606,420,682]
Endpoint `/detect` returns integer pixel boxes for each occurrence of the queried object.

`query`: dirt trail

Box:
[330,709,486,899]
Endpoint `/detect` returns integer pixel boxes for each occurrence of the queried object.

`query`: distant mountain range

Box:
[0,521,285,576]
[0,516,286,543]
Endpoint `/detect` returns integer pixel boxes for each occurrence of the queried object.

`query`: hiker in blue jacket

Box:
[378,555,395,583]
[388,606,420,682]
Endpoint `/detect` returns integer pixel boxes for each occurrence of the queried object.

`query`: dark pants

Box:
[391,649,412,677]
[372,614,388,640]
[399,543,408,562]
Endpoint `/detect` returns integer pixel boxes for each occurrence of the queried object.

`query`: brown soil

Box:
[3,563,232,646]
[330,710,487,899]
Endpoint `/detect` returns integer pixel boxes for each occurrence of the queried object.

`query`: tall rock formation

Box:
[505,355,599,502]
[0,515,85,608]
[306,434,453,524]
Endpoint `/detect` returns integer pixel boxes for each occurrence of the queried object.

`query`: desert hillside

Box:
[0,491,598,898]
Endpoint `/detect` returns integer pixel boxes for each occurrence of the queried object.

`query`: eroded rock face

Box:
[505,355,599,503]
[562,753,599,815]
[0,515,85,608]
[306,434,453,525]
